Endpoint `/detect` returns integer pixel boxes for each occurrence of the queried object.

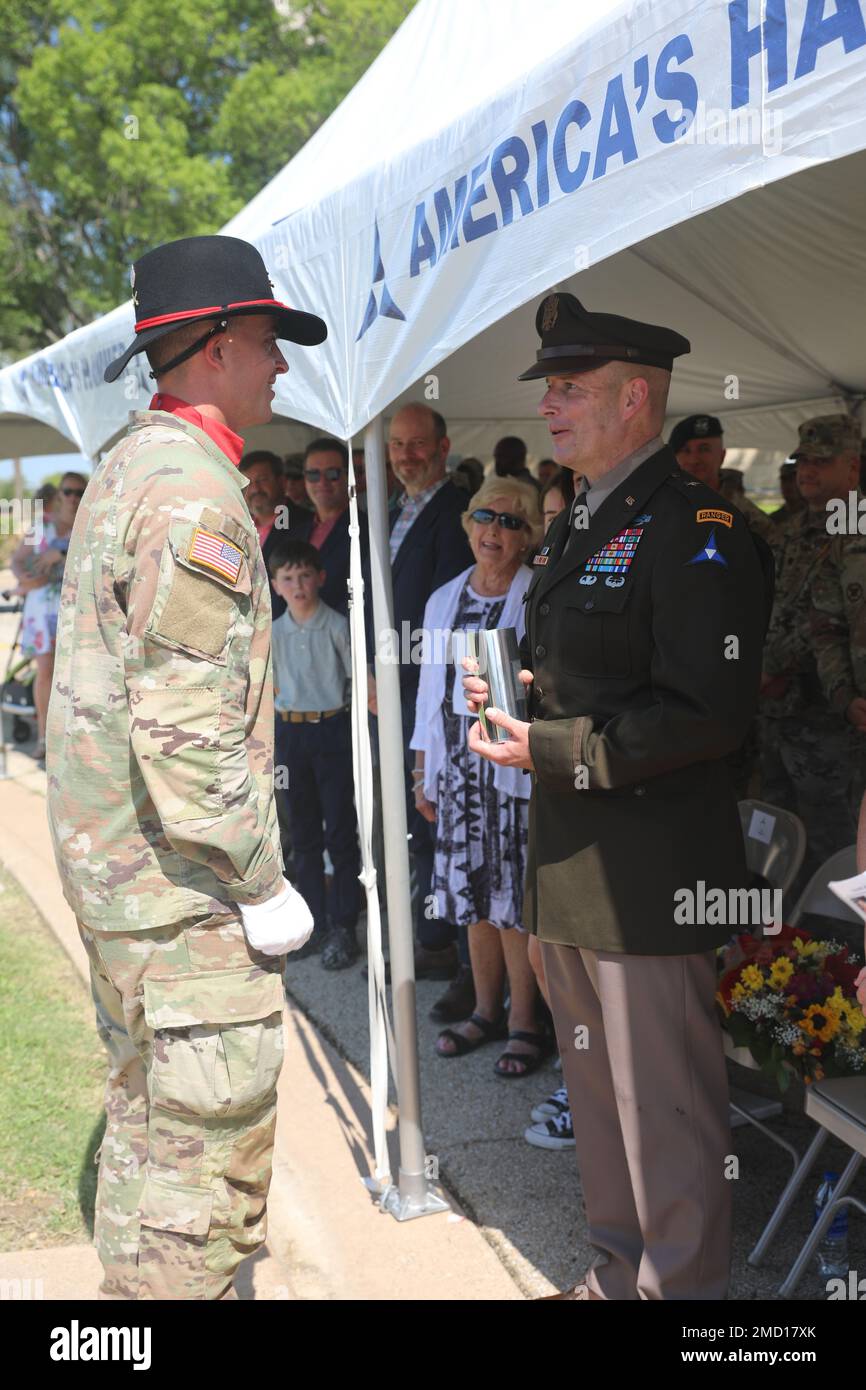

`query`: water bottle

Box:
[814,1171,849,1280]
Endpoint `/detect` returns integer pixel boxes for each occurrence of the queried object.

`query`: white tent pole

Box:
[364,412,448,1221]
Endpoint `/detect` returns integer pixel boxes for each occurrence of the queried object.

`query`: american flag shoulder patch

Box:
[187,526,244,585]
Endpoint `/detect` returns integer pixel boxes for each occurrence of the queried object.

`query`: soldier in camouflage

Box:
[46,236,327,1300]
[809,415,866,813]
[760,413,863,888]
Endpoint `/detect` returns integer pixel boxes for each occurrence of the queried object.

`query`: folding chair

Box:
[789,845,860,928]
[727,802,808,1139]
[742,1076,866,1294]
[738,799,807,898]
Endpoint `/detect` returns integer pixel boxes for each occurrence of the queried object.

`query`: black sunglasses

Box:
[469,507,526,531]
[304,466,344,482]
[60,487,85,498]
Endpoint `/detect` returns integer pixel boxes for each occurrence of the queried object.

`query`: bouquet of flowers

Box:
[716,924,866,1090]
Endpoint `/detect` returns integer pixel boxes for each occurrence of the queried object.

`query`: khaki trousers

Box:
[541,942,731,1300]
[79,913,285,1300]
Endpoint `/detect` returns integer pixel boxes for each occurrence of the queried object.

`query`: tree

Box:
[0,0,413,361]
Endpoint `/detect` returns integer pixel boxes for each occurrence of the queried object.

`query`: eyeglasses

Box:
[304,467,344,482]
[469,507,526,531]
[60,488,85,498]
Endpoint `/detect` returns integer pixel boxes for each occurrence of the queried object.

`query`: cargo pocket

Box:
[146,520,252,665]
[138,1174,213,1236]
[144,966,284,1120]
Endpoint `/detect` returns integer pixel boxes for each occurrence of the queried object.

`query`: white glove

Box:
[239,877,315,956]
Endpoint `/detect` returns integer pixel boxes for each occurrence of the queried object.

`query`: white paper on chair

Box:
[747,808,776,846]
[828,870,866,923]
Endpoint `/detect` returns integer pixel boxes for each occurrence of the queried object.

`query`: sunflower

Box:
[800,1005,839,1043]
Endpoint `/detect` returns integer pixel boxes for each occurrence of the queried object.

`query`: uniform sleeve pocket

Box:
[130,686,222,822]
[146,521,252,664]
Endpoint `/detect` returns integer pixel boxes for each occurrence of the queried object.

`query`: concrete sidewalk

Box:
[2,715,865,1300]
[0,757,522,1301]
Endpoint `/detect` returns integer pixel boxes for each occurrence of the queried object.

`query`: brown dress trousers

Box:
[542,942,732,1300]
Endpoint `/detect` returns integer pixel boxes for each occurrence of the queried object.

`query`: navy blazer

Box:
[374,480,474,701]
[292,506,368,617]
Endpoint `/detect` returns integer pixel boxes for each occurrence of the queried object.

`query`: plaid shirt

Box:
[389,477,448,562]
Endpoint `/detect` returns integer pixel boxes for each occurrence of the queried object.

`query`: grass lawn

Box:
[0,864,105,1249]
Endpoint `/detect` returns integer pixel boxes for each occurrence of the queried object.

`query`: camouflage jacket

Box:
[810,531,866,716]
[761,507,833,719]
[46,410,283,931]
[732,493,777,550]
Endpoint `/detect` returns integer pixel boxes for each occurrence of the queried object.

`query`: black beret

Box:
[518,292,690,381]
[668,414,723,454]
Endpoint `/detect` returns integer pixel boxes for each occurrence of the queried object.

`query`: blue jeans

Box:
[274,711,360,934]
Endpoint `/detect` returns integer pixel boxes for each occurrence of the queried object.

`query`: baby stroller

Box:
[0,588,38,747]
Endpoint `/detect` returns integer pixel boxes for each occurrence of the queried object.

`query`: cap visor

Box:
[517,357,610,382]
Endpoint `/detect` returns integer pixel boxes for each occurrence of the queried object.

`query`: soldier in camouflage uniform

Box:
[809,416,866,814]
[46,236,327,1299]
[760,414,862,888]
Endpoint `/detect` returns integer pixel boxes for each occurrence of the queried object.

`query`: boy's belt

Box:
[278,706,347,723]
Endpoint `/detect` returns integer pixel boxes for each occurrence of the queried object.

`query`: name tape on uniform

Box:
[188,527,244,584]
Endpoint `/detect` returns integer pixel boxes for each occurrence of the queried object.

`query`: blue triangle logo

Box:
[356,217,406,341]
[686,527,728,567]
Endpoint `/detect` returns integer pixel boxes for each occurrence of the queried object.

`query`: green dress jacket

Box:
[523,445,774,955]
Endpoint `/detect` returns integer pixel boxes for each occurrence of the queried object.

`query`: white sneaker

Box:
[531,1085,569,1124]
[524,1110,575,1150]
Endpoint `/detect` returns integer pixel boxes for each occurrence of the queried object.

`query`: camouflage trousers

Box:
[77,912,285,1301]
[759,715,859,888]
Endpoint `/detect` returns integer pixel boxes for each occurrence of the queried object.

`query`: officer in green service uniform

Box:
[465,293,773,1301]
[46,236,326,1300]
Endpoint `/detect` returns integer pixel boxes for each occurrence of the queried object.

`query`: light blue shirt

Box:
[272,601,352,713]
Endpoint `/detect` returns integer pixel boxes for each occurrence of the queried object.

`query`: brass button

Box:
[535,644,546,658]
[585,599,595,611]
[634,785,646,796]
[539,602,550,616]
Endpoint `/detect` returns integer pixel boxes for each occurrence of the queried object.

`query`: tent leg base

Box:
[379,1178,451,1222]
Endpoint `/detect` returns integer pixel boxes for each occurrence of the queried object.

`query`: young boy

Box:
[270,539,361,970]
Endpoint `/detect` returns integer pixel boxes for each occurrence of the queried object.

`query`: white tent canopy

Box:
[2,0,865,476]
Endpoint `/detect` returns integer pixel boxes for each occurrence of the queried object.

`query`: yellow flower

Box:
[741,965,764,993]
[769,958,794,988]
[800,940,821,958]
[730,984,747,1005]
[848,1006,866,1037]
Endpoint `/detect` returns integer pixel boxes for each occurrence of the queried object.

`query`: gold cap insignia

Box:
[541,295,559,333]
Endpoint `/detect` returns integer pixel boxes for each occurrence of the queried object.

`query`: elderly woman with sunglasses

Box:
[410,476,550,1076]
[10,471,86,760]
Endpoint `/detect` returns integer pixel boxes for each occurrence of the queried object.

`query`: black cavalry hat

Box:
[104,235,328,383]
[518,292,690,381]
